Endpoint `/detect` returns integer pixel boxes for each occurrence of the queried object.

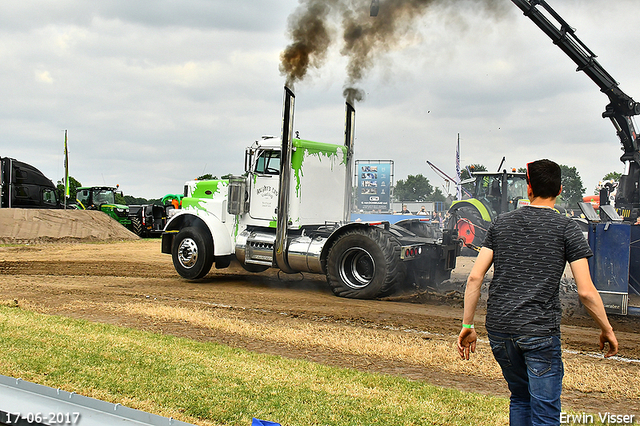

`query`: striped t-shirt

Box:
[483,206,592,336]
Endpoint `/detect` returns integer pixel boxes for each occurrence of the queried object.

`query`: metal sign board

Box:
[355,160,393,212]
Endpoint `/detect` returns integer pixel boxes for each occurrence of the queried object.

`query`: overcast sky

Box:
[2,0,639,200]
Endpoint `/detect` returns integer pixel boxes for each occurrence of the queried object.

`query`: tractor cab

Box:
[75,186,131,227]
[76,187,123,210]
[463,171,528,218]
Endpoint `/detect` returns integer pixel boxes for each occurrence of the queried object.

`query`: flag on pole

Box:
[64,130,69,200]
[456,134,462,200]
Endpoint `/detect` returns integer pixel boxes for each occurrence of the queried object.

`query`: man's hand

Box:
[457,327,477,360]
[600,327,619,358]
[569,259,619,359]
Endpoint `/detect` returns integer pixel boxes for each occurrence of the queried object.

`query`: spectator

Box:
[456,159,618,425]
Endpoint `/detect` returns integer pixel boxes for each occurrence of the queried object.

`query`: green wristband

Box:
[462,324,474,329]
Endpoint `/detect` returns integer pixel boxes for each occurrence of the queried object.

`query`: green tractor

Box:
[75,186,172,237]
[74,186,138,233]
[447,170,529,253]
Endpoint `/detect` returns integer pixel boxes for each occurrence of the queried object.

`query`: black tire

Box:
[326,227,404,299]
[131,217,143,236]
[171,227,214,280]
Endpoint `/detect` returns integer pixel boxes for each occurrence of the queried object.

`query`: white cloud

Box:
[35,70,54,84]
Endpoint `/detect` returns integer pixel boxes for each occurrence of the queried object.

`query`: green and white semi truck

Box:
[161,87,460,299]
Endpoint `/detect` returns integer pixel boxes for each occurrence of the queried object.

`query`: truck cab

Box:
[0,157,60,209]
[171,136,349,270]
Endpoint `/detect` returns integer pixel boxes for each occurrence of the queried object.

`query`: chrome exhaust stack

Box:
[343,101,355,222]
[274,86,296,273]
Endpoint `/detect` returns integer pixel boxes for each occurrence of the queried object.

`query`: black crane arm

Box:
[369,0,640,216]
[511,0,640,160]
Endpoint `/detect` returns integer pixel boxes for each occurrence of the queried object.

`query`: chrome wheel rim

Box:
[177,238,198,269]
[339,247,375,289]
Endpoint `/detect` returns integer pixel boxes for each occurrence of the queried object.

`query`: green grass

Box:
[0,305,509,426]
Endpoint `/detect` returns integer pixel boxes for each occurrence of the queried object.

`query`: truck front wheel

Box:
[326,227,403,299]
[172,227,214,280]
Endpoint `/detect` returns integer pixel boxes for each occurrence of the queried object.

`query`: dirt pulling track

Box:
[1,239,639,419]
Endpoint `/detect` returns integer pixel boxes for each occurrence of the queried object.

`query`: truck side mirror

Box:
[244,149,254,173]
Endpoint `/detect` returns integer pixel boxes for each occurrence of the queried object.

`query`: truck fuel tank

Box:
[235,228,325,274]
[287,235,325,274]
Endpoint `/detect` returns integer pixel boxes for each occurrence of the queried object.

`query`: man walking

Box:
[457,159,618,426]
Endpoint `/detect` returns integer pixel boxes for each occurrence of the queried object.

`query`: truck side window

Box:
[255,150,280,175]
[42,188,57,206]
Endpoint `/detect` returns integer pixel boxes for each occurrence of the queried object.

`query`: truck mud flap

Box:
[161,231,177,254]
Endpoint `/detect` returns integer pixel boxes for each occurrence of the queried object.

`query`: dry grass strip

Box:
[58,299,639,401]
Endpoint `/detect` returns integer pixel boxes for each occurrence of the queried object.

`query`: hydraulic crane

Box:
[511,0,640,220]
[371,0,640,220]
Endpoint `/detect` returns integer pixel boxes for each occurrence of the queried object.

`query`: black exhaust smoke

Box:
[280,0,508,99]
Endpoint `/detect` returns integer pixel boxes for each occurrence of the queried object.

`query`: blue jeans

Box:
[488,332,564,426]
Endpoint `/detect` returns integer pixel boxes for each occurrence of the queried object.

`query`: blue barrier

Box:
[587,222,640,316]
[252,418,281,426]
[350,213,433,224]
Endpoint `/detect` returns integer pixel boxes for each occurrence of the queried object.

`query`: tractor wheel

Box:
[171,227,214,280]
[450,205,487,256]
[131,217,143,236]
[326,227,404,299]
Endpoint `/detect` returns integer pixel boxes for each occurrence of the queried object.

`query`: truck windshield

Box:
[255,150,280,175]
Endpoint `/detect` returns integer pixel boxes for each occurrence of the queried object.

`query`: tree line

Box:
[59,167,620,209]
[394,164,619,209]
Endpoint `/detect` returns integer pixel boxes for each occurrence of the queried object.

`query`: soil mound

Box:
[0,209,139,244]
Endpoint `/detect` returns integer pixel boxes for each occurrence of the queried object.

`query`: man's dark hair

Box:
[526,159,561,199]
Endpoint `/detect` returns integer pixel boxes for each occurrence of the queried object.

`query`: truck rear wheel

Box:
[326,227,403,299]
[172,227,214,280]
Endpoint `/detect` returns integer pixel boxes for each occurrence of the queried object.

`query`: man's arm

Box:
[457,247,493,360]
[569,258,619,358]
